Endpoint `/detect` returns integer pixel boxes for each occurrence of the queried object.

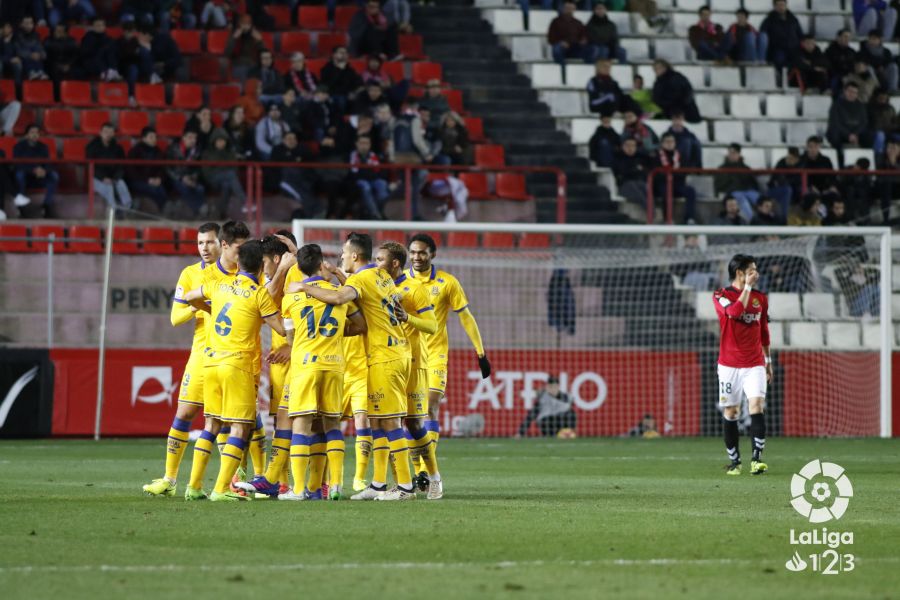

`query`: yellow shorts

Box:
[178,356,205,406]
[428,363,448,396]
[269,361,289,415]
[342,372,368,419]
[406,367,428,418]
[288,369,344,418]
[204,364,258,424]
[368,358,410,418]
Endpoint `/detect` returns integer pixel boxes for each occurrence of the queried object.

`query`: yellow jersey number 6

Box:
[215,302,233,336]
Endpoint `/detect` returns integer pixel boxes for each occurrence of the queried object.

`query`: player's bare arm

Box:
[345,310,367,337]
[182,288,211,313]
[324,260,348,284]
[264,313,286,338]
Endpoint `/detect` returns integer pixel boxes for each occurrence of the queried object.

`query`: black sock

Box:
[750,413,766,462]
[723,417,740,464]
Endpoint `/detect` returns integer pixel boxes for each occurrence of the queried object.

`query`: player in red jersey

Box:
[712,254,772,476]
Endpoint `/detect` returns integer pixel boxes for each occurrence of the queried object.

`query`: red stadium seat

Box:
[23,81,55,105]
[171,29,201,54]
[459,172,490,199]
[189,57,222,83]
[155,112,187,137]
[80,109,111,134]
[475,144,505,168]
[0,225,29,252]
[447,232,478,248]
[30,225,66,252]
[36,25,49,40]
[113,226,141,254]
[265,4,292,28]
[495,173,531,201]
[206,30,229,54]
[39,137,59,157]
[63,137,90,159]
[378,230,406,243]
[135,84,167,109]
[261,31,275,51]
[60,80,92,106]
[68,225,104,254]
[411,62,442,85]
[334,5,357,29]
[69,26,86,43]
[142,227,178,255]
[0,79,16,102]
[519,233,550,249]
[465,117,485,142]
[209,84,241,110]
[399,34,425,60]
[0,136,15,158]
[43,109,76,135]
[178,227,199,255]
[97,82,129,107]
[118,110,149,136]
[106,26,123,39]
[483,232,515,249]
[280,31,311,55]
[443,89,464,113]
[383,61,405,82]
[13,107,35,136]
[317,32,348,56]
[306,58,327,77]
[298,6,328,30]
[349,58,366,73]
[419,231,443,247]
[172,83,203,109]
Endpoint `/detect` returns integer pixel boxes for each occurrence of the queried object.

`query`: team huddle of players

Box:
[142,221,490,501]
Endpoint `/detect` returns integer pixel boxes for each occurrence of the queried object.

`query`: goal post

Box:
[293,220,893,439]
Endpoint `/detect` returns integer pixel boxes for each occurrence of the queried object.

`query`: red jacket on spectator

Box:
[548,15,586,46]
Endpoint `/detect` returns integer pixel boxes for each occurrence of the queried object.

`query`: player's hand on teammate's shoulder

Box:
[267,344,291,364]
[286,281,305,294]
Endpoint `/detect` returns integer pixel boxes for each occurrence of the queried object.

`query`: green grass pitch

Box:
[1,437,898,599]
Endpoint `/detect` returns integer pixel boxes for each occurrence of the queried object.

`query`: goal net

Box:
[293,220,893,439]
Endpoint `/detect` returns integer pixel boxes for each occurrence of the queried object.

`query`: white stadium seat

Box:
[677,0,706,10]
[645,119,673,137]
[842,148,876,168]
[696,93,727,117]
[672,12,698,36]
[611,64,634,88]
[695,294,718,319]
[511,37,545,62]
[749,121,783,146]
[743,0,771,11]
[688,121,710,143]
[540,90,584,117]
[569,117,598,144]
[815,15,848,40]
[636,64,656,87]
[680,65,707,89]
[892,293,900,316]
[827,323,860,349]
[709,67,741,90]
[803,293,838,319]
[608,11,633,35]
[654,38,688,61]
[621,38,650,61]
[862,324,882,349]
[769,292,803,319]
[529,63,563,88]
[767,321,785,348]
[740,147,767,169]
[769,147,790,166]
[711,0,741,11]
[802,96,832,119]
[730,93,762,117]
[745,66,779,91]
[702,146,727,167]
[820,147,839,165]
[564,64,595,88]
[789,322,825,348]
[485,9,525,34]
[528,10,556,32]
[811,0,844,11]
[713,120,747,143]
[766,94,799,118]
[786,121,821,145]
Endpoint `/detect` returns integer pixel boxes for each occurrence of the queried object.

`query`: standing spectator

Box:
[800,136,836,193]
[651,59,701,123]
[127,127,168,212]
[750,196,783,226]
[652,132,697,223]
[283,52,318,102]
[0,87,20,136]
[589,114,621,168]
[760,0,803,82]
[875,137,900,223]
[268,131,319,217]
[319,46,363,118]
[714,143,761,221]
[236,79,265,126]
[417,79,449,128]
[825,29,858,90]
[689,6,730,61]
[224,105,255,159]
[255,102,290,159]
[279,88,304,134]
[713,196,748,226]
[75,17,121,81]
[201,128,244,219]
[768,146,802,219]
[844,60,878,103]
[184,106,215,153]
[383,0,413,34]
[515,377,576,438]
[200,0,237,29]
[788,192,823,226]
[586,3,626,63]
[12,124,58,218]
[86,122,131,212]
[869,89,895,153]
[853,0,897,42]
[225,14,265,80]
[858,30,898,93]
[548,0,592,83]
[150,25,182,80]
[251,49,285,105]
[436,111,471,165]
[348,0,399,59]
[827,83,871,160]
[613,136,649,204]
[165,129,205,216]
[629,73,660,117]
[726,9,765,63]
[43,23,78,82]
[790,35,831,93]
[587,59,630,117]
[664,112,703,168]
[349,135,390,220]
[622,108,658,154]
[15,15,48,80]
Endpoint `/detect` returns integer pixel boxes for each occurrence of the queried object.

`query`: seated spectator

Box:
[760,0,803,82]
[713,196,748,226]
[664,112,702,168]
[201,0,238,29]
[127,126,168,212]
[301,86,334,142]
[360,54,409,112]
[43,23,78,82]
[548,0,592,82]
[788,191,823,226]
[859,31,898,93]
[622,109,658,154]
[751,196,783,225]
[417,79,450,128]
[201,128,245,219]
[255,102,290,159]
[383,0,413,34]
[652,133,697,223]
[714,143,760,221]
[589,115,621,168]
[827,83,871,160]
[838,261,880,316]
[838,157,872,219]
[823,196,853,225]
[0,22,18,82]
[283,52,318,102]
[651,59,701,122]
[768,146,802,219]
[727,9,765,63]
[869,89,895,153]
[853,0,897,42]
[624,0,668,31]
[401,106,441,163]
[353,80,388,117]
[800,135,836,193]
[373,103,398,161]
[87,122,131,212]
[587,59,630,117]
[279,88,304,134]
[436,111,471,165]
[224,105,255,159]
[48,0,97,28]
[268,131,319,217]
[629,73,660,117]
[237,78,265,127]
[15,15,48,80]
[75,17,121,81]
[349,0,399,59]
[348,113,384,156]
[165,130,205,216]
[844,60,878,103]
[251,49,286,105]
[613,137,649,204]
[790,35,830,93]
[225,14,265,80]
[184,106,215,154]
[825,29,857,91]
[122,0,196,30]
[12,124,58,218]
[119,23,156,97]
[0,88,20,136]
[689,6,730,61]
[586,3,626,63]
[349,135,390,220]
[320,45,364,118]
[150,25,182,80]
[516,377,576,438]
[875,137,900,223]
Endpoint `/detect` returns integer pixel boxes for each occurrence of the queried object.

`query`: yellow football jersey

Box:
[171,260,211,355]
[201,271,279,374]
[282,277,358,372]
[393,273,434,368]
[408,266,469,364]
[345,264,410,365]
[199,258,238,345]
[343,335,367,379]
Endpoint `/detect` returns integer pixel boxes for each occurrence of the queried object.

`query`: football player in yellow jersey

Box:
[183,240,286,501]
[375,242,444,500]
[407,233,491,490]
[142,222,221,498]
[290,232,416,501]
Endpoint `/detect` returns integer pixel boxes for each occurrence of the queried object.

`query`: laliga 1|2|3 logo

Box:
[785,459,855,575]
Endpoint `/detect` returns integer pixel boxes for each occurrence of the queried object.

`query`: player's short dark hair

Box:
[408,233,437,254]
[260,234,288,258]
[275,228,297,246]
[728,254,757,280]
[220,221,250,245]
[238,240,264,275]
[197,222,220,235]
[346,232,373,261]
[379,241,407,270]
[297,243,324,277]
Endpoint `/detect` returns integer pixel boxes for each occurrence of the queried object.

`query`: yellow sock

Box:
[354,427,372,482]
[387,428,412,487]
[216,428,230,454]
[289,434,311,494]
[307,434,326,492]
[213,436,246,494]
[371,429,389,486]
[264,429,291,483]
[325,430,345,489]
[409,428,438,476]
[188,430,216,490]
[249,415,267,476]
[425,432,440,476]
[164,417,192,481]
